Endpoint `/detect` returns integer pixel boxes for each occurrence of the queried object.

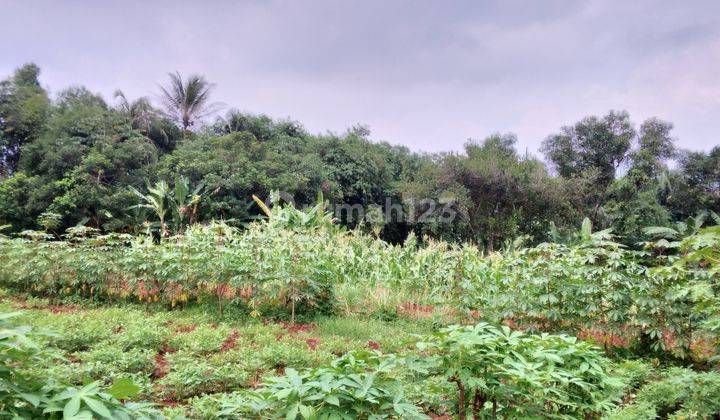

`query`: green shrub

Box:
[77,344,155,378]
[417,322,622,418]
[215,351,427,419]
[610,359,656,389]
[604,402,657,420]
[0,311,160,418]
[634,368,720,418]
[157,352,250,399]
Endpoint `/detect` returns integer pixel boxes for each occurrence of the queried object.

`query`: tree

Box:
[0,63,50,176]
[404,134,570,251]
[158,72,219,132]
[603,118,676,242]
[542,111,635,184]
[6,84,159,232]
[542,111,636,223]
[663,147,720,219]
[627,118,676,187]
[114,90,180,153]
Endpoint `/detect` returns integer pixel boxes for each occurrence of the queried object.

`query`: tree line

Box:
[0,63,718,249]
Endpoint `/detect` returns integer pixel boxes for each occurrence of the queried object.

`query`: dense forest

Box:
[1,63,719,248]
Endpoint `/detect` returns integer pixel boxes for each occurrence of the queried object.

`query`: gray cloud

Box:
[1,0,718,154]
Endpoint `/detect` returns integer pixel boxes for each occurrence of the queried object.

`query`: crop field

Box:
[1,203,719,419]
[3,7,720,418]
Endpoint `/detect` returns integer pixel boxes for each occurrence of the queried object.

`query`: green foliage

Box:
[403,133,571,250]
[128,175,205,236]
[0,311,159,419]
[1,216,718,358]
[1,63,717,250]
[215,351,427,419]
[608,368,720,419]
[417,323,621,418]
[0,63,50,175]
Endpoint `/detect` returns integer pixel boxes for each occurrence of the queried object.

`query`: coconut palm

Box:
[158,72,219,132]
[114,90,175,151]
[114,90,154,131]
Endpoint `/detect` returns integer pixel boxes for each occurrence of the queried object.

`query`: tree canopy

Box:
[0,63,717,248]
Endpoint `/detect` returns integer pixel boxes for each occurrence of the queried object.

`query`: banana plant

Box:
[128,175,205,237]
[642,211,717,251]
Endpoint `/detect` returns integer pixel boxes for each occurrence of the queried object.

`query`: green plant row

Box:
[0,221,718,358]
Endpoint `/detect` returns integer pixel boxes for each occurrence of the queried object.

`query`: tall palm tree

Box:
[158,72,219,132]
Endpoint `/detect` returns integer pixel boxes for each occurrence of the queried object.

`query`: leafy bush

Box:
[214,351,427,419]
[634,368,720,418]
[0,311,160,418]
[605,367,720,419]
[610,359,656,390]
[417,322,622,418]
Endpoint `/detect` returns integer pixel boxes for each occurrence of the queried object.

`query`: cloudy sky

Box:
[2,0,719,154]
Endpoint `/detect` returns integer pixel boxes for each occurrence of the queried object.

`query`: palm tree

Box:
[114,90,154,131]
[114,90,174,151]
[158,72,219,132]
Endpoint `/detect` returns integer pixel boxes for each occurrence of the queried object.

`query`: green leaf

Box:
[324,395,340,406]
[83,396,113,418]
[19,392,40,407]
[107,377,140,400]
[63,395,82,418]
[286,403,299,420]
[299,404,312,419]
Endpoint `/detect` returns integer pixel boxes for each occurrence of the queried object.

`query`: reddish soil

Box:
[13,298,78,314]
[47,305,78,314]
[158,397,181,408]
[305,338,320,350]
[274,322,317,341]
[278,322,316,334]
[220,330,241,352]
[397,302,434,318]
[152,345,176,379]
[174,324,197,334]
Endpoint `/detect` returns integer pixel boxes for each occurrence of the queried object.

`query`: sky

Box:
[2,0,719,155]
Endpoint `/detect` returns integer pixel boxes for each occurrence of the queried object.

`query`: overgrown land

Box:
[0,64,719,419]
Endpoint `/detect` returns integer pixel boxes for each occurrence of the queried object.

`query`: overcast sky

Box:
[2,0,719,154]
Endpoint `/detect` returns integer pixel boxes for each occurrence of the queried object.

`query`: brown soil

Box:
[220,330,241,352]
[305,338,320,350]
[152,345,176,379]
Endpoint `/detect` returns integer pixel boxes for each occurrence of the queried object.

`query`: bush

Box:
[214,351,427,419]
[635,368,720,418]
[417,322,622,418]
[0,311,160,418]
